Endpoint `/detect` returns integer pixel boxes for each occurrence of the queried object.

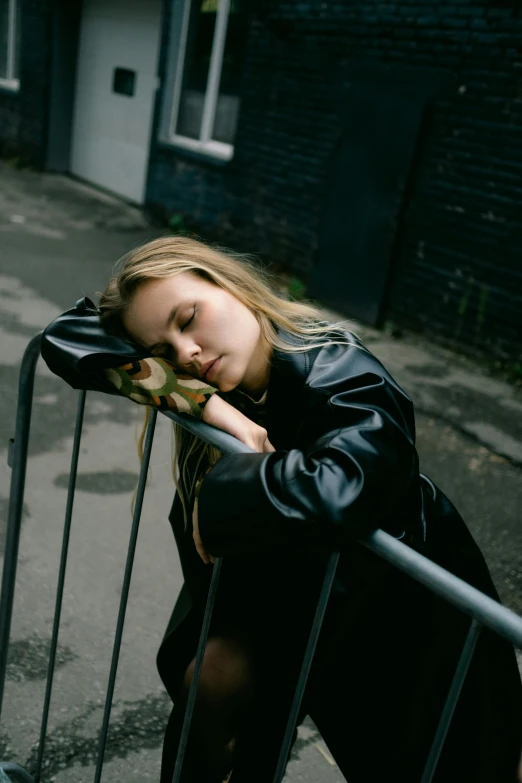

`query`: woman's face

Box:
[122,272,271,395]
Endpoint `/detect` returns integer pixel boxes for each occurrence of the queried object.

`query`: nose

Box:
[171,334,201,370]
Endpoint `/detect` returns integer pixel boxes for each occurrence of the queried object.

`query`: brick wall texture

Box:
[2,0,521,362]
[149,0,522,362]
[0,0,52,165]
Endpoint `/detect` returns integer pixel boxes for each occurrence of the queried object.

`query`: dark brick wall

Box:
[383,6,522,362]
[148,0,522,362]
[0,87,20,154]
[0,0,53,165]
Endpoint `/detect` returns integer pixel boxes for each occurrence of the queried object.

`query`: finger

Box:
[193,527,209,564]
[192,500,211,564]
[264,438,276,453]
[195,533,213,565]
[194,535,210,564]
[194,536,208,563]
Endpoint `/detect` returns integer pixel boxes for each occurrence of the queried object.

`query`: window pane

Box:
[0,0,9,79]
[212,0,248,144]
[175,0,218,140]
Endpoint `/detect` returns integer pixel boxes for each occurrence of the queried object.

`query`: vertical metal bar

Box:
[169,0,192,138]
[0,333,42,724]
[200,0,231,143]
[93,409,157,783]
[420,618,482,783]
[272,552,340,783]
[33,391,87,783]
[7,0,16,81]
[172,556,223,783]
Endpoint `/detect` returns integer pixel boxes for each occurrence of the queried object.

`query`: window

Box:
[162,0,248,160]
[0,0,20,90]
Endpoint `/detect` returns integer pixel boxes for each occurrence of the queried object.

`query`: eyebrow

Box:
[145,305,179,352]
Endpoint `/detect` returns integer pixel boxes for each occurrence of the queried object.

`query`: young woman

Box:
[98,236,522,783]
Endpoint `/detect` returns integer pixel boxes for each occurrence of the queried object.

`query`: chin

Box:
[217,370,243,394]
[219,379,238,393]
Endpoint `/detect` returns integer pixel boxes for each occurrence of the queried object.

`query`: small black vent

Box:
[113,68,136,97]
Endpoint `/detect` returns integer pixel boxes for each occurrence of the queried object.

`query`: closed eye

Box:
[180,305,196,333]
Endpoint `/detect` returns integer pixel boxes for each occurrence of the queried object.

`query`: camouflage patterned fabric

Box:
[105,357,217,418]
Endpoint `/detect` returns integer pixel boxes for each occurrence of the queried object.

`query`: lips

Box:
[200,357,220,382]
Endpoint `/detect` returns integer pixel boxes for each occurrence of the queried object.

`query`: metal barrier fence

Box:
[1,332,522,783]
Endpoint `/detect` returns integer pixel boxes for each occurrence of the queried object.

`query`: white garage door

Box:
[70,0,162,204]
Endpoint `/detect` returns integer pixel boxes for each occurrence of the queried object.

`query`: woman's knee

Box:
[182,635,255,707]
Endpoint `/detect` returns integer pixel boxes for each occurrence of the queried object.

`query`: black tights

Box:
[161,635,256,783]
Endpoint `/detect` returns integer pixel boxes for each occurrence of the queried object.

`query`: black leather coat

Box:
[158,331,522,783]
[198,331,424,557]
[163,331,425,642]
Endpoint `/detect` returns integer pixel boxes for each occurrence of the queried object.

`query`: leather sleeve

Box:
[198,342,418,557]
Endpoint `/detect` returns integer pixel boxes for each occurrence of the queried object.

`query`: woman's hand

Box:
[192,498,215,565]
[202,393,274,453]
[238,421,275,453]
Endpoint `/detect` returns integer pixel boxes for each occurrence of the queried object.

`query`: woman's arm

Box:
[105,357,274,452]
[195,395,274,564]
[197,343,418,557]
[107,355,276,566]
[201,394,274,453]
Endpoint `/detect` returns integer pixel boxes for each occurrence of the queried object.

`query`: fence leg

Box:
[33,391,86,783]
[420,618,481,783]
[272,552,340,783]
[0,333,42,724]
[93,408,157,783]
[171,557,222,783]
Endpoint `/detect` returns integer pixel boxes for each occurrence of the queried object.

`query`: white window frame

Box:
[0,0,20,91]
[162,0,235,161]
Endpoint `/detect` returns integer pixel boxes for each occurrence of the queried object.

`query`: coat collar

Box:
[264,333,319,450]
[223,332,320,449]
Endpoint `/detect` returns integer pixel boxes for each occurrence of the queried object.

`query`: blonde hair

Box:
[99,235,350,521]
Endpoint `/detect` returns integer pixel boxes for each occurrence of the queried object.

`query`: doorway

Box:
[70,0,162,204]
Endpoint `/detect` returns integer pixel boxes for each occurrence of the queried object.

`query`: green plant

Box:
[287,276,306,301]
[168,212,189,236]
[5,155,26,170]
[383,320,403,339]
[505,362,522,385]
